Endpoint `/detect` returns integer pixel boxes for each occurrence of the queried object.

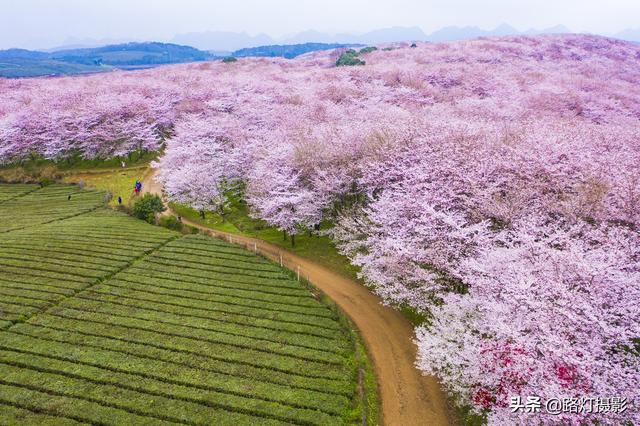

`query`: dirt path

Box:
[142,171,453,426]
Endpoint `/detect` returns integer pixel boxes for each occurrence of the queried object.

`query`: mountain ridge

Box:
[171,24,577,51]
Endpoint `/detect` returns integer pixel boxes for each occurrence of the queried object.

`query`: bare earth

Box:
[142,170,453,426]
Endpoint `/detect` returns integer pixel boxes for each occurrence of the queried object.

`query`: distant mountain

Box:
[353,27,428,44]
[41,37,134,52]
[233,42,361,59]
[282,30,337,45]
[427,24,571,42]
[490,23,521,36]
[172,31,274,51]
[0,48,49,60]
[0,42,213,77]
[174,27,428,50]
[281,27,428,44]
[427,26,490,42]
[50,42,210,67]
[522,25,572,36]
[174,25,576,50]
[616,28,640,42]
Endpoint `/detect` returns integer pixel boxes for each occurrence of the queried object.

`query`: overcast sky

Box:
[1,0,639,49]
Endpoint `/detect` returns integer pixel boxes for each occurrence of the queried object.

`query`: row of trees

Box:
[2,34,639,424]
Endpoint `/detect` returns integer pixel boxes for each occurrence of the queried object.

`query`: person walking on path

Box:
[118,196,122,205]
[134,180,142,195]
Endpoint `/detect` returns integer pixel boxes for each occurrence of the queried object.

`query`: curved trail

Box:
[142,170,453,426]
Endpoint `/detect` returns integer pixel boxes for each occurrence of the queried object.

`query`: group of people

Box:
[113,179,142,206]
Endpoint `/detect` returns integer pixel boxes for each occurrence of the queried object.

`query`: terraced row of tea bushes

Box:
[0,184,38,203]
[0,186,363,425]
[0,184,107,232]
[0,209,176,325]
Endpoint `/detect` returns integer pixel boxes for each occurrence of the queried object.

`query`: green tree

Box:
[132,193,165,223]
[336,50,365,67]
[359,46,378,54]
[159,215,183,231]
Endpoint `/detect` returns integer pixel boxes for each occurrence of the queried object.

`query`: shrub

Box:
[222,56,238,63]
[132,193,165,223]
[336,50,365,67]
[359,46,378,54]
[159,215,183,231]
[37,177,54,187]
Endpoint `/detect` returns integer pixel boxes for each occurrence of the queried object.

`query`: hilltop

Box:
[0,42,211,77]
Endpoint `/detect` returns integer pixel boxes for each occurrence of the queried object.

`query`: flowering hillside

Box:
[1,35,639,424]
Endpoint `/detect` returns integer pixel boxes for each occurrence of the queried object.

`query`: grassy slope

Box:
[0,184,374,425]
[0,153,156,208]
[63,166,150,207]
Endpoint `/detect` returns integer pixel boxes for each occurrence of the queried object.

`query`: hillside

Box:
[0,184,372,425]
[0,42,211,77]
[50,42,210,67]
[0,57,112,78]
[233,43,362,59]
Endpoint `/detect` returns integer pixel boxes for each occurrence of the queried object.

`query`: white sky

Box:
[1,0,638,49]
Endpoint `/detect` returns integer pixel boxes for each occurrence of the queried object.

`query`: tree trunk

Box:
[283,230,287,241]
[291,234,295,247]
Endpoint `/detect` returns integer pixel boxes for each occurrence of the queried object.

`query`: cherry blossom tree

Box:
[153,115,242,212]
[417,220,639,425]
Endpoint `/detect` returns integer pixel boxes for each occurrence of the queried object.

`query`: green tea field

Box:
[0,184,367,425]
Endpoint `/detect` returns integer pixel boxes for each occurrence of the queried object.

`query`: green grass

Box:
[63,167,150,207]
[0,153,153,207]
[0,184,376,425]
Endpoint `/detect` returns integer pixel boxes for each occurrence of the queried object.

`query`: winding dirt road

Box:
[142,170,453,426]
